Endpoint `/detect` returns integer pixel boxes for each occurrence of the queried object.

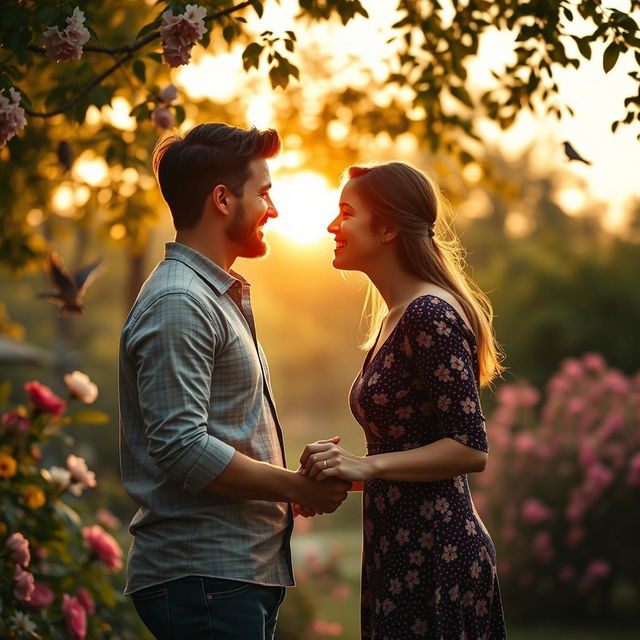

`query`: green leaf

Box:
[602,41,619,73]
[251,0,264,18]
[88,86,110,108]
[450,85,474,108]
[0,380,11,406]
[133,59,146,83]
[70,409,110,425]
[36,6,58,24]
[611,120,619,133]
[174,104,186,125]
[242,42,264,71]
[285,39,294,53]
[223,25,236,44]
[146,52,162,63]
[572,36,591,60]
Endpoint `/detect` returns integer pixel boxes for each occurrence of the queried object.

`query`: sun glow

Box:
[267,172,339,246]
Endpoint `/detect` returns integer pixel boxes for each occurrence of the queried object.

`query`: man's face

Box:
[225,158,278,259]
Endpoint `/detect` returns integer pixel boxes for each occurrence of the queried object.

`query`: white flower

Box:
[9,611,37,634]
[161,4,207,68]
[41,465,72,491]
[158,84,178,104]
[0,87,26,149]
[64,370,98,403]
[42,6,90,62]
[66,454,97,490]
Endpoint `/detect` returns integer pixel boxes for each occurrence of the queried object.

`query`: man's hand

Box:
[293,474,350,514]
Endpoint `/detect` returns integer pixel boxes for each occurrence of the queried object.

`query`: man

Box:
[118,123,350,639]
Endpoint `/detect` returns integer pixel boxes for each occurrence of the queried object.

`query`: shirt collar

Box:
[164,242,249,295]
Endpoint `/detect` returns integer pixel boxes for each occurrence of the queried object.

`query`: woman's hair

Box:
[347,161,503,386]
[152,123,280,230]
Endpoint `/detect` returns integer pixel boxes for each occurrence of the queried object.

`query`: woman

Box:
[300,162,507,639]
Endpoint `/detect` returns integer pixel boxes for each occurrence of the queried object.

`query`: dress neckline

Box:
[361,294,474,376]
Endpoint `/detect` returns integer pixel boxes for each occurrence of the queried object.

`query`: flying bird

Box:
[563,141,592,166]
[38,252,103,315]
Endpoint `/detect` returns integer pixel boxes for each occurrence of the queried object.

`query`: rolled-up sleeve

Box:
[126,291,235,493]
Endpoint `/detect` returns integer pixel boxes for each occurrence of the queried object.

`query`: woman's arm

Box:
[300,437,487,483]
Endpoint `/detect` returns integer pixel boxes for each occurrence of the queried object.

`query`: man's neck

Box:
[174,230,236,272]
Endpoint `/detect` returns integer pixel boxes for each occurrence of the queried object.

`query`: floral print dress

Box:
[350,295,507,640]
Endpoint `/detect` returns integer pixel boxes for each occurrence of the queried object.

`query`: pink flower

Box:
[1,408,30,435]
[76,587,95,615]
[497,385,519,409]
[0,86,27,149]
[521,498,552,525]
[604,370,630,394]
[42,8,90,62]
[566,526,584,547]
[158,84,178,104]
[584,560,611,580]
[626,453,640,487]
[533,531,554,563]
[562,358,583,379]
[514,432,535,454]
[579,441,597,468]
[558,566,575,582]
[582,353,606,372]
[82,525,123,571]
[63,594,87,640]
[29,582,55,608]
[597,413,624,440]
[25,381,66,416]
[6,532,30,566]
[97,508,121,530]
[161,4,207,68]
[587,463,613,491]
[152,107,175,130]
[13,565,35,602]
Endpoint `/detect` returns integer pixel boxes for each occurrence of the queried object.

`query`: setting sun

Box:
[267,171,339,245]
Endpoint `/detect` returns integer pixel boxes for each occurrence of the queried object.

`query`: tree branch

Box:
[22,0,254,118]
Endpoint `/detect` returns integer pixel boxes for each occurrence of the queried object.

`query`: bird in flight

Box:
[38,252,103,315]
[563,141,592,165]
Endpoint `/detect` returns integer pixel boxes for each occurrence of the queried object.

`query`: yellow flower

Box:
[0,521,7,536]
[23,484,46,509]
[0,452,17,478]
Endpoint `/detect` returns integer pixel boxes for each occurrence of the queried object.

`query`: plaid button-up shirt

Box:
[119,242,294,595]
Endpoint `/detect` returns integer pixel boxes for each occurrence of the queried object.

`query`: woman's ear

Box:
[381,225,399,244]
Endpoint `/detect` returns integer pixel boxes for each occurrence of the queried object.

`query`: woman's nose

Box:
[327,215,340,233]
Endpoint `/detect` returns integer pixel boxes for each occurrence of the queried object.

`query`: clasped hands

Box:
[292,436,371,518]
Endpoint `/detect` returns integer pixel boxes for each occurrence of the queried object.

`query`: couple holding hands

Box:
[118,123,507,639]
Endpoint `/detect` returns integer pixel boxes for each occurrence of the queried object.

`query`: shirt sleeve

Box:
[402,297,488,453]
[126,291,236,493]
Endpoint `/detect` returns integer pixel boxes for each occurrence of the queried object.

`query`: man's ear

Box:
[211,184,230,215]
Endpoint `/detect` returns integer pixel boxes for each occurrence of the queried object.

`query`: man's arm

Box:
[206,450,350,514]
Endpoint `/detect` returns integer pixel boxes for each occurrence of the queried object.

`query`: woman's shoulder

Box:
[403,294,473,337]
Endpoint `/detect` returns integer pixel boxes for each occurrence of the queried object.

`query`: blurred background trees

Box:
[2,0,640,637]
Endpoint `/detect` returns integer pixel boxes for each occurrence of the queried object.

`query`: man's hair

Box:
[152,123,281,230]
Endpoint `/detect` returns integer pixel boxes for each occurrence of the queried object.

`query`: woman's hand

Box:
[300,436,374,482]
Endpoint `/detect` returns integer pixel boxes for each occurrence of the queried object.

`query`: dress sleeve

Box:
[401,297,488,453]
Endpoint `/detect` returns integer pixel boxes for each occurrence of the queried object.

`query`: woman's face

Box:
[327,179,381,272]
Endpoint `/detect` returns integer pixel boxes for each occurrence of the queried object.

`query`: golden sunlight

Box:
[267,172,339,245]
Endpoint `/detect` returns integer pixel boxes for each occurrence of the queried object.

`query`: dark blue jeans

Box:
[130,575,286,640]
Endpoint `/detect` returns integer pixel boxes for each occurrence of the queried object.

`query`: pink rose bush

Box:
[161,4,207,67]
[474,354,640,620]
[42,7,91,62]
[0,375,129,638]
[0,86,27,149]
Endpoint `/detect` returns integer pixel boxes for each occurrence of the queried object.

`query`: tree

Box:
[1,0,639,276]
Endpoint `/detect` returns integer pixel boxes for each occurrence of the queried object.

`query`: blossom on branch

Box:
[13,565,35,603]
[5,532,31,567]
[24,381,66,417]
[158,84,178,104]
[42,7,91,63]
[62,593,87,640]
[152,107,175,130]
[161,4,207,68]
[66,455,97,494]
[0,87,26,149]
[82,525,123,571]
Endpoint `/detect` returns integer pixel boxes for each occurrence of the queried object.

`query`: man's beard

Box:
[226,202,269,259]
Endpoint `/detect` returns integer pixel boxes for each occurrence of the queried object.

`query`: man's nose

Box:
[267,198,278,218]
